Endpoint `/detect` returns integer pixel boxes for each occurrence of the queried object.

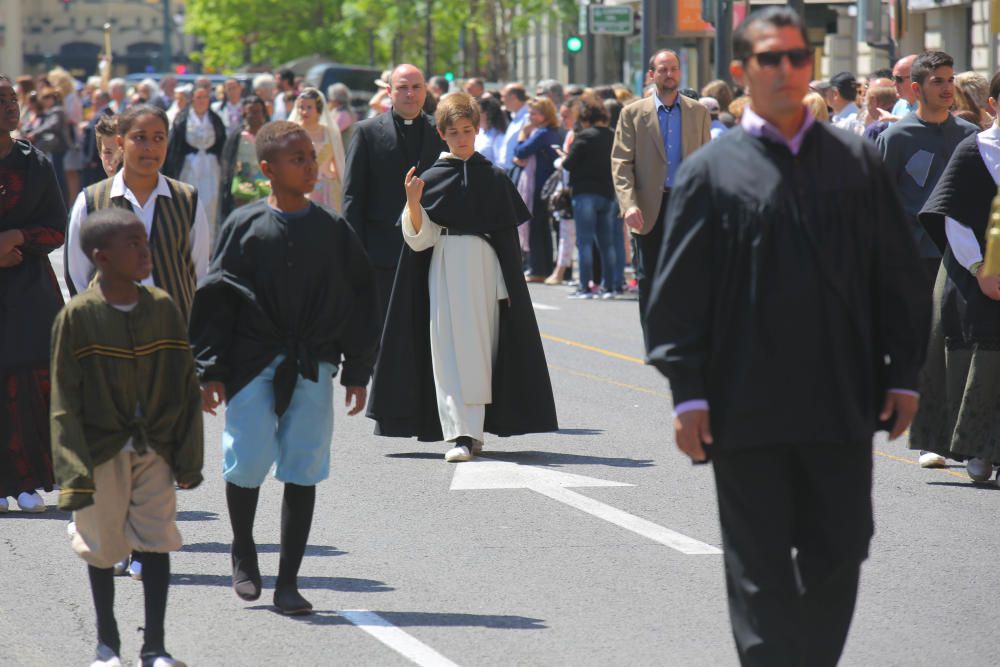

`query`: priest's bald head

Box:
[389,64,427,120]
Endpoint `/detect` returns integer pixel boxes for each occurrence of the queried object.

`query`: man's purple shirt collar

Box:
[741,105,815,156]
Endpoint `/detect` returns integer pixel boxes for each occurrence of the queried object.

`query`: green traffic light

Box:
[445,72,455,81]
[566,36,583,53]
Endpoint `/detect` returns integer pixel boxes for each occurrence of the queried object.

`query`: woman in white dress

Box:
[288,88,346,211]
[164,83,227,241]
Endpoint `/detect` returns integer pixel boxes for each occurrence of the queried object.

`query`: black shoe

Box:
[273,586,313,615]
[231,542,262,601]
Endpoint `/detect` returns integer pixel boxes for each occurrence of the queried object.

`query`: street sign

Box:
[589,5,634,36]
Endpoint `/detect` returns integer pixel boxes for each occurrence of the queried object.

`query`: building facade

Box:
[0,0,186,78]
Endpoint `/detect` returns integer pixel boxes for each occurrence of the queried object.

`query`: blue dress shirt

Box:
[655,95,683,188]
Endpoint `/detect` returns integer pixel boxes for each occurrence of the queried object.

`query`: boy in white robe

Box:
[368,93,558,461]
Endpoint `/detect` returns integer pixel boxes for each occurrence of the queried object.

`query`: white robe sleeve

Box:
[190,196,212,284]
[401,205,442,252]
[945,216,983,270]
[66,191,93,294]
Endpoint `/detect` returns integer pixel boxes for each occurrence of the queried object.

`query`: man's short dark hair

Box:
[910,51,954,86]
[870,68,893,81]
[504,84,528,102]
[830,72,858,100]
[429,75,449,92]
[733,7,809,63]
[647,49,679,71]
[277,68,295,86]
[80,208,143,258]
[255,120,309,163]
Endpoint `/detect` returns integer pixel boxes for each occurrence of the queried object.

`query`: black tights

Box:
[88,552,170,658]
[226,481,315,590]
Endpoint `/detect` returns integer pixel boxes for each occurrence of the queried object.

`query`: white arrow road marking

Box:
[532,302,559,311]
[339,610,462,667]
[450,458,721,555]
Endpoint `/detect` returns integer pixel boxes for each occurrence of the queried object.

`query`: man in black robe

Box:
[644,8,930,666]
[342,64,446,329]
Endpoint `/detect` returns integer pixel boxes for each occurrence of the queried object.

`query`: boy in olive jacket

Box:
[50,208,202,667]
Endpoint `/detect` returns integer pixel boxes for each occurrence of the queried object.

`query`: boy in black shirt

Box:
[190,121,378,615]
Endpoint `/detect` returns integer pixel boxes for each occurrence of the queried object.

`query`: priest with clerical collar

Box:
[343,64,446,329]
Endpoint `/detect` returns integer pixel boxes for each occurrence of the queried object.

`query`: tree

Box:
[184,0,574,79]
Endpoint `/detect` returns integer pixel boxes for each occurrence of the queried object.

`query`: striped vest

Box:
[84,176,198,321]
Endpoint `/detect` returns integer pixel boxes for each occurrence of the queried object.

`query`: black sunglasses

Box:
[893,75,907,84]
[750,48,812,68]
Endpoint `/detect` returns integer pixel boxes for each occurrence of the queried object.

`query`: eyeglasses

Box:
[893,75,907,84]
[750,48,812,68]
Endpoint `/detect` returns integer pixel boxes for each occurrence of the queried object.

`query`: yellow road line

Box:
[542,333,646,365]
[543,331,973,482]
[874,449,968,479]
[547,364,671,398]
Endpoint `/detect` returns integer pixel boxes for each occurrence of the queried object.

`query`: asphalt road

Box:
[2,250,998,666]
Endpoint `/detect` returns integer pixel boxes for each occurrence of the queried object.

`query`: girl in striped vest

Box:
[66,104,211,323]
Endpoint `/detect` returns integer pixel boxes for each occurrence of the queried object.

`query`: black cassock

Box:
[919,132,1000,343]
[645,125,930,450]
[912,132,1000,464]
[366,152,559,442]
[644,123,930,666]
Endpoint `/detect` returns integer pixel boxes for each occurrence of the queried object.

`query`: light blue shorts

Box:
[222,355,336,488]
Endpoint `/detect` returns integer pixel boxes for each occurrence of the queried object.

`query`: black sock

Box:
[276,483,315,590]
[139,552,169,656]
[226,482,260,553]
[87,565,120,654]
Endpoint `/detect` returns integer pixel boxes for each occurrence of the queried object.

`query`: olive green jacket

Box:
[50,286,203,510]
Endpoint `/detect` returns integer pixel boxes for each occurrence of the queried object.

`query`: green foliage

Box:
[183,0,570,78]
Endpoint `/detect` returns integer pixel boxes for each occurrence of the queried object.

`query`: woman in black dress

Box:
[0,74,68,512]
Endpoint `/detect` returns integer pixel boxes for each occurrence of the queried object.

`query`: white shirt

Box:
[832,102,863,135]
[66,170,211,294]
[944,125,1000,270]
[271,92,288,121]
[497,106,529,171]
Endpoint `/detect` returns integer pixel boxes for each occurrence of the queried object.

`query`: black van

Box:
[304,64,382,95]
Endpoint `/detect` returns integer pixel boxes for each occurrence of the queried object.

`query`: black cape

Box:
[919,132,1000,344]
[366,152,559,441]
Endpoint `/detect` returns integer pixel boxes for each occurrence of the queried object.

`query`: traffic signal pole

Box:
[713,0,733,82]
[161,0,173,72]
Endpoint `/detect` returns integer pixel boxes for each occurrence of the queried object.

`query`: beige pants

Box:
[71,448,182,568]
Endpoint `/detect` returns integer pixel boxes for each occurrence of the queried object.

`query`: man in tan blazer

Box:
[612,49,711,338]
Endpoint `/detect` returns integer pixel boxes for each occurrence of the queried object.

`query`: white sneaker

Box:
[444,445,473,462]
[90,643,122,667]
[0,497,7,513]
[112,557,130,576]
[966,457,993,482]
[15,491,45,512]
[129,558,143,581]
[918,451,947,468]
[141,655,187,667]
